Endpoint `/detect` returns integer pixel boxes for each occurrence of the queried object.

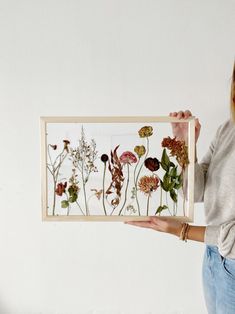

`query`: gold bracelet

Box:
[183,224,190,242]
[179,223,190,242]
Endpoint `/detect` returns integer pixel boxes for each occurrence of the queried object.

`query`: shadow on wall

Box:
[0,299,10,314]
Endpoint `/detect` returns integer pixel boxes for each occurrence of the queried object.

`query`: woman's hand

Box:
[124,216,183,237]
[169,110,201,144]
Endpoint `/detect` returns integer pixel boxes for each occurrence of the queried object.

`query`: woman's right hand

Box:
[169,110,201,144]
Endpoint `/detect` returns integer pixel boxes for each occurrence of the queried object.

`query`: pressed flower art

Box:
[41,116,195,221]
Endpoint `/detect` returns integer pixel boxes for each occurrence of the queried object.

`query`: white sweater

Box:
[192,118,235,259]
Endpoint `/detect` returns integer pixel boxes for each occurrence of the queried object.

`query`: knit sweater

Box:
[189,118,235,259]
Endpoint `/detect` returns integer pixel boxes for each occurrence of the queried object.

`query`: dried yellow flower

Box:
[138,126,153,138]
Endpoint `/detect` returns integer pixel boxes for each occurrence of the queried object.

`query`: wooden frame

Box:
[40,116,195,222]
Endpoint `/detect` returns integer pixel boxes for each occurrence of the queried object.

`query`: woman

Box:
[124,62,235,314]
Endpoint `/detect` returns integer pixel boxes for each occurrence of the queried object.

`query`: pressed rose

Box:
[138,175,159,195]
[101,154,109,163]
[134,145,146,158]
[144,157,160,172]
[120,151,137,165]
[138,126,153,138]
[63,140,70,152]
[55,182,67,196]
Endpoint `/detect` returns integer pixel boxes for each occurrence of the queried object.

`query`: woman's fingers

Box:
[184,110,192,118]
[124,221,152,228]
[124,217,170,231]
[169,110,192,119]
[195,118,201,127]
[177,111,184,119]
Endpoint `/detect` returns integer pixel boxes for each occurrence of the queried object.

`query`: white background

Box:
[0,0,234,313]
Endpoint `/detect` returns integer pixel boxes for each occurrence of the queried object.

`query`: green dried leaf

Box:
[170,189,177,202]
[161,148,170,172]
[169,166,177,178]
[161,173,170,191]
[155,205,168,215]
[69,194,77,203]
[61,200,69,208]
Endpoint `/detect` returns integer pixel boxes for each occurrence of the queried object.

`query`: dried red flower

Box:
[144,157,160,172]
[55,182,67,196]
[101,154,109,163]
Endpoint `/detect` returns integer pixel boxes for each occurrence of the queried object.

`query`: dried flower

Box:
[70,127,98,176]
[49,144,57,150]
[134,145,146,158]
[68,169,80,196]
[138,175,159,195]
[144,157,160,172]
[106,145,125,209]
[138,126,153,138]
[55,182,67,196]
[126,204,137,214]
[162,136,189,168]
[101,154,109,163]
[120,151,137,165]
[63,140,70,153]
[91,188,103,200]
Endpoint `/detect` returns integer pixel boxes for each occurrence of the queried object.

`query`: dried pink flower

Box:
[120,151,137,165]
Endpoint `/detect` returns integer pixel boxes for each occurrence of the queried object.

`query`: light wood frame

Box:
[40,116,195,222]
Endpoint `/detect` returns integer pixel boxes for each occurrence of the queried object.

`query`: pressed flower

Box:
[138,175,159,195]
[118,151,137,215]
[120,151,137,165]
[55,182,67,196]
[90,188,103,200]
[126,204,137,214]
[63,140,70,152]
[162,136,189,168]
[138,126,153,138]
[106,145,125,211]
[101,154,109,163]
[49,144,57,150]
[68,183,80,194]
[69,126,98,215]
[134,145,146,158]
[144,157,160,172]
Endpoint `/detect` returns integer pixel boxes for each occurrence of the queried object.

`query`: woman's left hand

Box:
[124,216,183,237]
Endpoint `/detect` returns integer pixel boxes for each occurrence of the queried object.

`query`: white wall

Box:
[0,0,234,313]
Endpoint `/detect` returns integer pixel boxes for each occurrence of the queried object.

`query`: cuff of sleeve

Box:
[204,225,220,245]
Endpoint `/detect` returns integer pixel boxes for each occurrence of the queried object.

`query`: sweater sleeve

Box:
[205,222,235,259]
[181,120,235,259]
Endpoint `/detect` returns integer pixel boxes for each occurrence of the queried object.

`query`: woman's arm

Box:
[124,217,206,243]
